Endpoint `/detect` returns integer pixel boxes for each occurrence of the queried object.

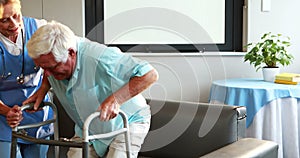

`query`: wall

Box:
[133,53,259,102]
[247,0,300,73]
[21,0,300,103]
[21,0,85,36]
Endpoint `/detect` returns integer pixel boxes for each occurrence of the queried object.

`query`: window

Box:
[85,0,244,52]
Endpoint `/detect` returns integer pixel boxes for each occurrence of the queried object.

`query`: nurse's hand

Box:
[6,105,23,128]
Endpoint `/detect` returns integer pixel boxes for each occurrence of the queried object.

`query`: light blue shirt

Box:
[48,38,153,156]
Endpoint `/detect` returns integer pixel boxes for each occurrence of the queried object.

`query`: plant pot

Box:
[262,67,280,82]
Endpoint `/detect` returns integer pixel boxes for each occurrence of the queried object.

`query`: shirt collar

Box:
[67,37,82,91]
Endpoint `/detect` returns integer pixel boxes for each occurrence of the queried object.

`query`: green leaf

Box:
[244,32,293,70]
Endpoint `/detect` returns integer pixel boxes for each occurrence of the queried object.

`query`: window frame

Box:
[85,0,244,52]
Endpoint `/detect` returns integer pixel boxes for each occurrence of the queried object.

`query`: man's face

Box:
[0,3,22,38]
[33,52,75,80]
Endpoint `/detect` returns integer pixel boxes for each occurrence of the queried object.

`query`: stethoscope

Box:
[0,29,25,84]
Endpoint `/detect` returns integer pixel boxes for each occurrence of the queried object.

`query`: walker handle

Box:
[20,102,47,111]
[82,110,132,158]
[13,102,58,132]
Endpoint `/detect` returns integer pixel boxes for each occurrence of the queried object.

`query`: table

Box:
[209,78,300,158]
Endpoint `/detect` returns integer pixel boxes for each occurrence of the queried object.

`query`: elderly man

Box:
[24,21,158,158]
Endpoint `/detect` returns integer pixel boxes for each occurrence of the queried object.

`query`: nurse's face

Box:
[0,2,22,39]
[33,50,77,80]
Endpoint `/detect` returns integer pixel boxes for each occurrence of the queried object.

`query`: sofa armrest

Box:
[200,138,278,158]
[236,106,246,139]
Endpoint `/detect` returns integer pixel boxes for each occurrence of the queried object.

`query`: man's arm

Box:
[23,74,51,110]
[98,69,159,121]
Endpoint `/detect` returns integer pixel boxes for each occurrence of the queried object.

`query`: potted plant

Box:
[244,32,294,82]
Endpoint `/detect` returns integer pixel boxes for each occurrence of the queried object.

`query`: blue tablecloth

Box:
[209,78,300,127]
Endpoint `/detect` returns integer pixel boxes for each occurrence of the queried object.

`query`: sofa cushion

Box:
[201,138,278,158]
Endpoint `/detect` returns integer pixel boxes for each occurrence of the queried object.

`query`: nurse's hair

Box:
[0,0,21,18]
[27,20,77,63]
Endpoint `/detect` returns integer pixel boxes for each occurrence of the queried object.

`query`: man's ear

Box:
[68,48,76,56]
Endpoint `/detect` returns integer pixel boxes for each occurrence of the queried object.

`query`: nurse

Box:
[0,0,53,158]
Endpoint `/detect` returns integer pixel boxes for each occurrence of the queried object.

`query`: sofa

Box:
[138,99,278,158]
[50,96,278,158]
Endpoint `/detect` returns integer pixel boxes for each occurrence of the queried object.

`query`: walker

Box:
[10,102,131,158]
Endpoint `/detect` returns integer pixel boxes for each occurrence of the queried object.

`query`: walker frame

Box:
[10,102,131,158]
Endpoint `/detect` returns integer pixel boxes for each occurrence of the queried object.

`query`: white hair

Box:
[27,21,77,63]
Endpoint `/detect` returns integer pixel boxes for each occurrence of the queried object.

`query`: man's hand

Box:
[23,88,49,111]
[6,105,23,128]
[97,96,120,121]
[23,74,51,110]
[97,69,158,121]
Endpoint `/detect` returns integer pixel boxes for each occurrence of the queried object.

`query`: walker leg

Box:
[11,132,17,158]
[54,119,60,158]
[82,142,89,158]
[124,131,131,158]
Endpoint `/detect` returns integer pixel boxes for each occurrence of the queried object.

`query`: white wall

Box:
[247,0,300,74]
[20,0,300,103]
[135,53,260,103]
[21,0,85,36]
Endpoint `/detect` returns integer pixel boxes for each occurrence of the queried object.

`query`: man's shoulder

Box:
[78,38,124,59]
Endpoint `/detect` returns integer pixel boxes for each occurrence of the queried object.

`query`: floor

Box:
[48,146,69,158]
